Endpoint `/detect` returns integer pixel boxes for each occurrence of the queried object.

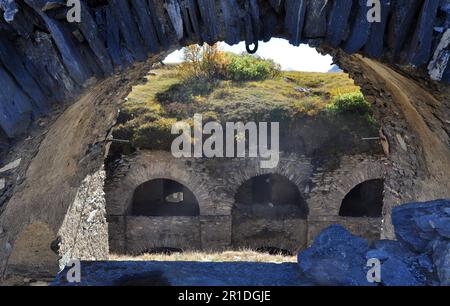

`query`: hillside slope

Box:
[111,65,381,158]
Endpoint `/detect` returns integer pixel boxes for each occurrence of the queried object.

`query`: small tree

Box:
[182,45,202,77]
[178,43,229,81]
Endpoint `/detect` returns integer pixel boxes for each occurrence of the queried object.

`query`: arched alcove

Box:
[232,173,308,253]
[339,179,384,218]
[234,173,308,219]
[131,179,200,217]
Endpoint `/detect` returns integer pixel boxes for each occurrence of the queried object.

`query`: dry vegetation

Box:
[110,249,297,263]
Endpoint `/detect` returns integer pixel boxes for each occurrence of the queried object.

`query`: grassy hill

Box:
[113,64,378,152]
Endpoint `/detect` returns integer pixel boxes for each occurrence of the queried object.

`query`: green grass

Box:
[115,66,376,150]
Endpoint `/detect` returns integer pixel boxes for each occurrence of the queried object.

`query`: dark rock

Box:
[284,0,307,46]
[392,199,450,253]
[105,6,124,68]
[407,0,440,66]
[364,0,391,58]
[431,239,450,285]
[262,7,278,42]
[24,0,93,85]
[180,0,201,40]
[247,0,261,43]
[0,66,33,138]
[367,240,436,286]
[344,0,372,54]
[109,0,147,62]
[298,200,449,286]
[268,0,283,13]
[130,0,160,53]
[53,261,307,286]
[77,1,113,75]
[0,38,50,115]
[18,31,79,101]
[303,0,328,39]
[197,0,218,44]
[325,0,353,47]
[221,0,241,45]
[164,0,183,40]
[147,0,169,49]
[386,0,422,59]
[298,225,372,286]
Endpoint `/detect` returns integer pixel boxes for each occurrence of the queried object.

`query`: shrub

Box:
[227,53,281,81]
[164,102,195,120]
[329,86,361,98]
[327,92,371,115]
[178,44,229,81]
[293,97,325,116]
[132,118,177,150]
[156,79,218,105]
[201,111,220,122]
[213,88,233,100]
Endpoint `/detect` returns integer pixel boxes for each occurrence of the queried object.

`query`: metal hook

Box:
[246,41,258,54]
[243,0,259,54]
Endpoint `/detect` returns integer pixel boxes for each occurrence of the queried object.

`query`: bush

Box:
[294,97,325,116]
[227,53,281,81]
[178,44,229,81]
[327,92,371,115]
[201,111,220,122]
[132,118,177,150]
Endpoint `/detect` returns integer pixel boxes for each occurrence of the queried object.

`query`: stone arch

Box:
[306,155,386,244]
[234,173,308,219]
[223,154,313,207]
[229,157,310,253]
[105,151,215,216]
[0,0,449,280]
[308,155,386,217]
[339,178,385,218]
[130,178,201,217]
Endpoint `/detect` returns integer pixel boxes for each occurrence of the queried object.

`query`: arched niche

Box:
[339,179,384,218]
[131,178,200,217]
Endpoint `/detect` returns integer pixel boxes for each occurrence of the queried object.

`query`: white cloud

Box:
[163,38,334,73]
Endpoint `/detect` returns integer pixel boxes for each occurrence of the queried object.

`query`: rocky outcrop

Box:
[298,199,450,286]
[392,200,450,285]
[0,0,449,139]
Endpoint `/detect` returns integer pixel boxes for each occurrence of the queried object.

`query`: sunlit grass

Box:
[110,249,297,263]
[116,65,372,150]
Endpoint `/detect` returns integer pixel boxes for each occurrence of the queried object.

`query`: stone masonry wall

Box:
[106,151,386,254]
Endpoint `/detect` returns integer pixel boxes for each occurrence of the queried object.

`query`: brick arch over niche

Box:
[105,151,215,217]
[221,155,313,207]
[131,178,201,217]
[234,173,309,219]
[339,178,385,218]
[308,155,386,217]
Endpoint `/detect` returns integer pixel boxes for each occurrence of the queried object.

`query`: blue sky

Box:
[164,38,334,73]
